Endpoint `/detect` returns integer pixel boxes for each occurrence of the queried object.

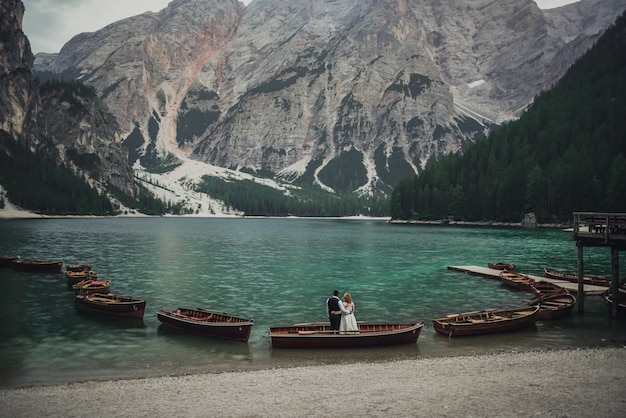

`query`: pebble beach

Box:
[1,347,625,417]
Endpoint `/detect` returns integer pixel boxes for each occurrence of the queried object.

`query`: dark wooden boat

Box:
[528,293,576,320]
[269,322,423,348]
[72,279,111,295]
[66,263,92,272]
[530,281,568,296]
[0,256,19,267]
[603,286,626,318]
[75,293,146,319]
[543,267,611,287]
[66,270,99,286]
[499,270,535,291]
[488,262,516,271]
[432,305,540,337]
[11,259,63,273]
[157,308,254,342]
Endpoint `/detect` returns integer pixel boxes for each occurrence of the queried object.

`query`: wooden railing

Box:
[573,212,626,243]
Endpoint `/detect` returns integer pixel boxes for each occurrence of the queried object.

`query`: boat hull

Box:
[488,262,515,271]
[66,263,92,272]
[0,256,19,267]
[530,281,568,296]
[12,259,63,273]
[603,289,626,318]
[66,270,99,286]
[544,267,610,287]
[72,280,111,296]
[269,322,423,349]
[75,293,145,319]
[528,293,576,320]
[499,271,535,292]
[433,306,540,337]
[157,308,253,342]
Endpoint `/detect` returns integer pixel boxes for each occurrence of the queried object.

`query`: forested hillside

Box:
[390,11,626,224]
[0,130,114,215]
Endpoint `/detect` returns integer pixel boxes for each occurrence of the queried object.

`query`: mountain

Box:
[0,0,137,215]
[389,9,626,223]
[21,0,626,214]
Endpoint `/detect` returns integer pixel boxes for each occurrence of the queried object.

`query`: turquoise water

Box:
[0,217,624,387]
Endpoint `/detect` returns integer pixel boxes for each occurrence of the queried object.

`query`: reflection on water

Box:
[0,218,625,387]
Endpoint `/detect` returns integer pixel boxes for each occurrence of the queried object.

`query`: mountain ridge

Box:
[15,0,626,214]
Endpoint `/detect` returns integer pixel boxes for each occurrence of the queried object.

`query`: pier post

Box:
[577,244,585,313]
[611,247,619,318]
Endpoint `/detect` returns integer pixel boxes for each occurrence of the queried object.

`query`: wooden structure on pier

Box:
[572,212,626,316]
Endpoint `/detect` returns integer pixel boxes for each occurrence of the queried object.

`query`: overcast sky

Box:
[22,0,578,54]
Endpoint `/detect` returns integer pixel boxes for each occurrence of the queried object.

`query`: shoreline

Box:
[1,346,624,417]
[388,219,570,229]
[0,203,567,228]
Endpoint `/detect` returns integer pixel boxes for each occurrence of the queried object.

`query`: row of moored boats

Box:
[3,256,623,347]
[488,262,625,321]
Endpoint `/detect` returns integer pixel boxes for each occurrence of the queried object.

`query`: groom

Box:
[326,289,350,332]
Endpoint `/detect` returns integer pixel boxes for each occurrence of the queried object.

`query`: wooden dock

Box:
[447,266,608,296]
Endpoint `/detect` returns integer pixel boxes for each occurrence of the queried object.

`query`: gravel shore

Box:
[1,347,625,417]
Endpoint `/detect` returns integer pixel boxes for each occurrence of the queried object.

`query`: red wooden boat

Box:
[530,281,568,296]
[75,293,145,319]
[488,262,516,271]
[543,267,611,287]
[72,279,111,295]
[527,293,576,320]
[11,259,63,273]
[433,305,540,337]
[269,322,423,348]
[499,270,535,292]
[157,308,253,342]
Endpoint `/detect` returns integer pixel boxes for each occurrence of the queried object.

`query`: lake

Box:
[1,217,624,388]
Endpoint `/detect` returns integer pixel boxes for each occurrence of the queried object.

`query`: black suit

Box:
[327,296,341,330]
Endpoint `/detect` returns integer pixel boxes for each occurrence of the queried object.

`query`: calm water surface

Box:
[1,217,625,387]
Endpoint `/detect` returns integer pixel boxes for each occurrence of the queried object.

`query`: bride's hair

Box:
[343,292,352,303]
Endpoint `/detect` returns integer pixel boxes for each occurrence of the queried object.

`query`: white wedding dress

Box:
[340,302,359,333]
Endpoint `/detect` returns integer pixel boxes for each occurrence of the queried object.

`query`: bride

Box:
[339,292,359,333]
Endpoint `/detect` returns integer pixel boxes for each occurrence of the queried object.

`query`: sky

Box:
[21,0,578,54]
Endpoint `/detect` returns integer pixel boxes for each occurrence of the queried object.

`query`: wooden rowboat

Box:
[499,270,535,292]
[488,262,516,271]
[157,308,254,342]
[72,279,111,295]
[66,270,99,286]
[75,293,146,319]
[528,293,576,320]
[66,263,92,272]
[530,281,568,296]
[543,267,611,287]
[269,322,424,348]
[432,305,540,337]
[11,259,63,273]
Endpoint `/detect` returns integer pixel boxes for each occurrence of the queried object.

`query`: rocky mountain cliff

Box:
[31,0,626,202]
[1,0,137,203]
[1,0,37,143]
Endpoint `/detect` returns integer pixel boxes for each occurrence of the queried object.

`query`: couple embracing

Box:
[326,290,359,333]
